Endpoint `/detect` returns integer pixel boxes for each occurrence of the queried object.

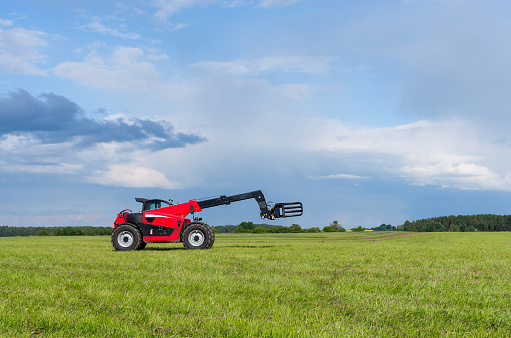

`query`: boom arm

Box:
[196,190,303,220]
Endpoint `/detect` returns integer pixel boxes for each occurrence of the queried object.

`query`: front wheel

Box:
[111,224,142,251]
[182,223,215,250]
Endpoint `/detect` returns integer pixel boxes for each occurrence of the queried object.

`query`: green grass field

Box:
[1,232,510,337]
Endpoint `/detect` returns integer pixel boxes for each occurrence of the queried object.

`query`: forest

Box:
[398,214,511,232]
[0,226,112,237]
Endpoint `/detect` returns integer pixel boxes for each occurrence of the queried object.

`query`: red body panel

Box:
[157,200,202,218]
[142,236,181,243]
[114,214,125,225]
[141,212,187,242]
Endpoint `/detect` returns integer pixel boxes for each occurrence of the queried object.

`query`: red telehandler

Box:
[111,190,303,251]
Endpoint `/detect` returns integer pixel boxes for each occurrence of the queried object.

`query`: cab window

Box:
[145,200,171,211]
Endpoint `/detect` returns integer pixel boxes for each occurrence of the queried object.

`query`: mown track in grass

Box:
[0,232,510,337]
[222,232,422,243]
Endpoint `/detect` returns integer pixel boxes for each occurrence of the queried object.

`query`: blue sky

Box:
[2,0,511,229]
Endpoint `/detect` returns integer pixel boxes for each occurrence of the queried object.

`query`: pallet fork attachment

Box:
[271,202,303,219]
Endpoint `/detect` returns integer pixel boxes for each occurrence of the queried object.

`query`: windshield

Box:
[145,200,171,211]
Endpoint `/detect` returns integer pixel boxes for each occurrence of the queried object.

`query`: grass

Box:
[0,232,510,337]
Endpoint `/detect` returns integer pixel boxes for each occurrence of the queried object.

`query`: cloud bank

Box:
[0,90,205,188]
[0,27,48,75]
[0,89,204,150]
[151,0,306,20]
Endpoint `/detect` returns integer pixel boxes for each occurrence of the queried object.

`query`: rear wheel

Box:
[182,223,215,250]
[111,223,142,251]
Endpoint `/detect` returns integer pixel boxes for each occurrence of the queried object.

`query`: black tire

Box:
[111,223,142,251]
[136,242,147,250]
[182,223,215,250]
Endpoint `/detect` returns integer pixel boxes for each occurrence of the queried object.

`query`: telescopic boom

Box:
[196,190,303,220]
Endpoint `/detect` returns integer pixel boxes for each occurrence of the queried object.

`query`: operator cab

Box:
[135,198,172,212]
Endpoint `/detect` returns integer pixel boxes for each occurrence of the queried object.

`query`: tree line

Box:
[213,220,347,234]
[0,226,112,237]
[2,214,510,237]
[215,221,395,233]
[398,214,511,232]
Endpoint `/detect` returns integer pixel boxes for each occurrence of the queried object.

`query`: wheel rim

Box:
[118,231,134,248]
[188,230,205,246]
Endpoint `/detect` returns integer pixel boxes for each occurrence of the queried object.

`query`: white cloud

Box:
[90,164,180,189]
[0,132,183,189]
[0,133,34,151]
[115,2,146,15]
[275,83,313,100]
[305,119,511,191]
[258,0,305,8]
[0,134,83,175]
[0,27,48,75]
[81,18,141,39]
[400,161,511,191]
[0,162,83,175]
[54,47,180,94]
[0,136,86,176]
[174,22,192,30]
[190,56,336,100]
[311,173,370,180]
[192,56,336,76]
[153,0,220,20]
[152,0,304,20]
[0,19,13,27]
[54,48,323,101]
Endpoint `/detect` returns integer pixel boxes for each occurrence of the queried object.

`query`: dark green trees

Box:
[398,214,511,232]
[323,220,346,232]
